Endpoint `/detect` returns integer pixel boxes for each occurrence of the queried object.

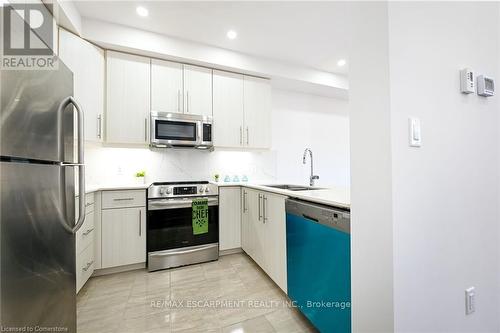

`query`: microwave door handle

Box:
[177,90,181,113]
[57,96,86,234]
[198,122,202,143]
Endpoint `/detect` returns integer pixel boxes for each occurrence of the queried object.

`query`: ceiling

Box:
[73,1,352,75]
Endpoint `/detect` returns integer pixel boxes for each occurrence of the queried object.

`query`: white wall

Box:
[272,89,350,187]
[348,2,395,332]
[350,2,500,332]
[388,2,500,332]
[84,89,350,187]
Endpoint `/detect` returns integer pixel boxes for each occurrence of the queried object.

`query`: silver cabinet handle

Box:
[246,127,249,145]
[240,126,243,145]
[58,96,86,235]
[258,194,262,221]
[263,195,268,223]
[177,90,181,112]
[82,260,94,272]
[243,191,247,212]
[144,117,148,142]
[139,209,142,236]
[97,114,102,139]
[186,91,189,113]
[113,197,134,201]
[83,228,94,236]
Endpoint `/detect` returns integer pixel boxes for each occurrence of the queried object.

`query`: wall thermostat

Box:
[460,68,475,94]
[477,75,494,97]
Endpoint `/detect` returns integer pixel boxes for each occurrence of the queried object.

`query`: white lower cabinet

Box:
[76,190,147,292]
[75,192,96,293]
[241,188,287,292]
[219,187,242,251]
[101,206,146,268]
[76,242,95,292]
[262,192,287,292]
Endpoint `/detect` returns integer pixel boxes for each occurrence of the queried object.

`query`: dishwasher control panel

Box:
[285,199,350,234]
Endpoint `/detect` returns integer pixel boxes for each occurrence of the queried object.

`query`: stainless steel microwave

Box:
[150,112,213,149]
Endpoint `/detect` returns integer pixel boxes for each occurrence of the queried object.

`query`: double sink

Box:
[263,184,324,192]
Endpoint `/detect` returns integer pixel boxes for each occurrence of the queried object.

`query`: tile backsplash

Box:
[84,143,278,185]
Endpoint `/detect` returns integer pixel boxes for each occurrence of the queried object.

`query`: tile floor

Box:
[77,253,316,333]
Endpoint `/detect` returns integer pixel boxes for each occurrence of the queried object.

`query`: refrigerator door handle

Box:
[57,96,86,234]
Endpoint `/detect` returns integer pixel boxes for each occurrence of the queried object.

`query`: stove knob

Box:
[159,187,165,195]
[204,187,210,193]
[166,187,173,194]
[199,186,206,193]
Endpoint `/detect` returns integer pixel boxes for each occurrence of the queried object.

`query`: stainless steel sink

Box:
[262,184,324,191]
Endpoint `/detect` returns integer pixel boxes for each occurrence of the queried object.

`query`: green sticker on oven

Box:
[192,198,209,235]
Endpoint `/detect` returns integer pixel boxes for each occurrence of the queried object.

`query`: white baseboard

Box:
[219,248,243,256]
[92,262,146,277]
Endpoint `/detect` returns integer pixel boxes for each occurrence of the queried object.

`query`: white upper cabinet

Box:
[183,64,213,117]
[151,59,184,114]
[106,51,150,144]
[58,29,104,142]
[213,70,244,147]
[244,76,271,149]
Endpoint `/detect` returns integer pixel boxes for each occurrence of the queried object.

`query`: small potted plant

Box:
[134,170,146,185]
[214,174,220,182]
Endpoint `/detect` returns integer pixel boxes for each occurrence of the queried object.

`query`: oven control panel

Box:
[174,186,197,195]
[148,182,218,199]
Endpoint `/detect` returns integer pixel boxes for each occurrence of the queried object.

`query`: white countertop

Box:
[82,183,150,194]
[215,182,350,209]
[82,181,350,209]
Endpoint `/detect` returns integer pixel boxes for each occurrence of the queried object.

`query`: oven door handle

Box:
[149,244,217,257]
[148,197,219,210]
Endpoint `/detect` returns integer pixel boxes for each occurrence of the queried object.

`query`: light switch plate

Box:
[409,118,421,147]
[465,287,475,315]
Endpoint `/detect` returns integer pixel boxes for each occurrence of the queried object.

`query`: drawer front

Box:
[85,193,95,205]
[76,243,94,293]
[102,190,146,209]
[76,211,95,254]
[76,193,95,216]
[85,202,95,214]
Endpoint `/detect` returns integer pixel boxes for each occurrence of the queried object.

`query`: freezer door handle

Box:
[58,96,86,234]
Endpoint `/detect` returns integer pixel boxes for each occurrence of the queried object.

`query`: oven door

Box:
[147,197,219,253]
[150,113,200,147]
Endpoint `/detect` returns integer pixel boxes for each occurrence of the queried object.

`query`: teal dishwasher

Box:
[286,199,351,333]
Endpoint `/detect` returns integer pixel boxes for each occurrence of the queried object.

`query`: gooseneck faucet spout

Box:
[302,148,319,186]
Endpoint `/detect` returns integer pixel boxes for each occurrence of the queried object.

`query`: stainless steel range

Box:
[147,181,219,271]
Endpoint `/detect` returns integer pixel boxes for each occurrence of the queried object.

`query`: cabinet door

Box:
[263,192,287,292]
[101,207,146,268]
[242,188,259,260]
[241,188,251,254]
[243,76,271,149]
[213,70,244,147]
[219,187,241,251]
[250,190,267,268]
[151,59,183,113]
[183,64,212,117]
[58,29,104,142]
[106,51,150,144]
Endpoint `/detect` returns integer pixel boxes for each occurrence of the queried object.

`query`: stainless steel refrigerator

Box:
[0,61,85,332]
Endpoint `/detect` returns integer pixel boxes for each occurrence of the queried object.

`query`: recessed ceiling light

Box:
[226,30,237,40]
[337,59,347,67]
[136,6,148,17]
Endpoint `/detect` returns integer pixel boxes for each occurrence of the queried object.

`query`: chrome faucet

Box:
[302,148,319,186]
